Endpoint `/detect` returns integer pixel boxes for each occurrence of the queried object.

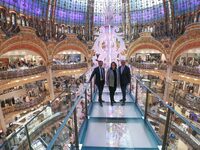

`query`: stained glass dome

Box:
[0,0,200,41]
[1,0,199,26]
[55,0,88,25]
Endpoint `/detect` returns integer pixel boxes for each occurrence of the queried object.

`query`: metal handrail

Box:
[133,75,200,135]
[0,90,66,149]
[47,82,91,149]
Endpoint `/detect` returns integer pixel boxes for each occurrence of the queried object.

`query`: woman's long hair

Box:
[110,62,117,70]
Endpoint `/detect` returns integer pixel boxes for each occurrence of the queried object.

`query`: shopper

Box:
[106,62,118,106]
[118,59,131,106]
[89,60,105,107]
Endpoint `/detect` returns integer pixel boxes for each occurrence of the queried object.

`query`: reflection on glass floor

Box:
[103,87,122,93]
[94,91,133,102]
[82,88,160,149]
[83,119,158,149]
[90,102,142,118]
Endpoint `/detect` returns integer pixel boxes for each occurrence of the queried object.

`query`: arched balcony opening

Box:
[0,50,46,80]
[129,49,167,71]
[52,50,88,71]
[173,48,200,77]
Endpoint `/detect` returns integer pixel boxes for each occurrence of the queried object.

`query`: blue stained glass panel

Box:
[173,0,200,16]
[0,0,48,18]
[55,0,88,25]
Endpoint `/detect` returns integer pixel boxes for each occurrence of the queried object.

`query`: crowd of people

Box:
[175,56,200,67]
[53,54,87,65]
[1,81,47,115]
[0,58,44,71]
[0,86,23,96]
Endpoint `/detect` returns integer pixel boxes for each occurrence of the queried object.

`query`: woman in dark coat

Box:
[106,62,119,106]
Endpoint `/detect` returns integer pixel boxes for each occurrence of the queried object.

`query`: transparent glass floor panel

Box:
[103,87,122,93]
[94,92,133,103]
[90,103,142,118]
[83,119,158,149]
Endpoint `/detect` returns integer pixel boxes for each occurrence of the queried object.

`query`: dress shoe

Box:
[99,102,103,107]
[113,100,117,103]
[121,102,125,106]
[98,99,105,103]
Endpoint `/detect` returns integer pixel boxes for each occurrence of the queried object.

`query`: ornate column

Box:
[163,63,172,102]
[46,41,56,100]
[46,0,57,20]
[0,30,5,48]
[168,0,175,36]
[162,0,170,35]
[85,0,94,41]
[161,38,173,102]
[47,64,55,100]
[0,107,6,133]
[45,0,57,39]
[122,0,131,41]
[183,81,186,91]
[50,0,57,22]
[198,86,200,96]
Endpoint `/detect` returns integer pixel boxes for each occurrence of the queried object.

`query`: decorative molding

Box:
[171,23,200,63]
[0,29,6,48]
[53,34,91,60]
[0,27,48,63]
[127,32,165,59]
[127,23,200,64]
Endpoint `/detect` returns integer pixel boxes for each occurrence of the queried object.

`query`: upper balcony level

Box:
[0,63,88,80]
[131,62,200,77]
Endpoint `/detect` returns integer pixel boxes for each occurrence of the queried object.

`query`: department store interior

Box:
[0,0,200,150]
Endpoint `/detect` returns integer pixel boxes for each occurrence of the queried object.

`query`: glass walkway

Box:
[81,88,161,149]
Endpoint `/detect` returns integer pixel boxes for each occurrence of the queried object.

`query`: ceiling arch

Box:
[127,34,165,59]
[171,23,200,64]
[0,27,48,63]
[53,37,90,60]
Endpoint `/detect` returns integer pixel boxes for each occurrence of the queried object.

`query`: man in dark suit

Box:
[118,59,131,106]
[89,60,105,106]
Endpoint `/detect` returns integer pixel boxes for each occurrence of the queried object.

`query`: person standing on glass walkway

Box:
[106,62,119,106]
[89,60,105,107]
[118,58,131,106]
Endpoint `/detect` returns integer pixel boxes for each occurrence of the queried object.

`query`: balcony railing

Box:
[52,62,88,70]
[131,62,200,77]
[0,63,88,80]
[0,66,47,80]
[173,65,200,77]
[2,92,47,115]
[131,62,167,70]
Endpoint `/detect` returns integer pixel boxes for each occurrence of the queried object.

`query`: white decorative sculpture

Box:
[92,0,126,67]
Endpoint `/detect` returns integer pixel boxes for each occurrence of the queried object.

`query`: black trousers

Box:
[109,86,116,103]
[121,85,127,102]
[97,82,104,102]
